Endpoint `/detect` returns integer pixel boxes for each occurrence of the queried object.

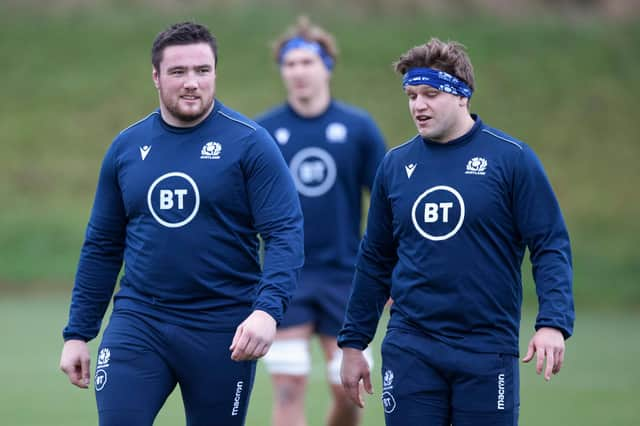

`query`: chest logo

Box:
[274,128,290,145]
[140,145,151,160]
[411,185,465,241]
[465,157,488,175]
[326,122,347,143]
[405,163,417,179]
[289,147,337,197]
[200,141,222,160]
[147,172,200,228]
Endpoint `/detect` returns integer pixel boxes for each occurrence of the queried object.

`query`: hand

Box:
[522,327,566,381]
[340,347,373,408]
[229,310,276,361]
[59,339,91,388]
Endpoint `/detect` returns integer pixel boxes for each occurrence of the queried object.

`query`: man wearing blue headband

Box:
[338,38,574,426]
[256,16,386,426]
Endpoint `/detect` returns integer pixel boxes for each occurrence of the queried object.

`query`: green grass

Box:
[0,5,636,424]
[0,293,637,425]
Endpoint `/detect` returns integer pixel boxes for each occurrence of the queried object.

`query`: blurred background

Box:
[0,0,638,424]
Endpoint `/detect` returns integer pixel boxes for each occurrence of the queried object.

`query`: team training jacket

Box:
[338,116,574,356]
[63,100,304,341]
[256,101,386,283]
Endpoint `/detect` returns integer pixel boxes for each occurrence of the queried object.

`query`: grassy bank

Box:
[1,5,638,307]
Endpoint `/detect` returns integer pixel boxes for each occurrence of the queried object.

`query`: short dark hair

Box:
[151,21,218,71]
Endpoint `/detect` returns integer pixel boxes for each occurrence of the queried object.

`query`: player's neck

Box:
[288,89,331,118]
[436,113,475,144]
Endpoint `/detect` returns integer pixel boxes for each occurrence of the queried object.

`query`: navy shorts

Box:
[279,268,352,336]
[380,328,519,426]
[94,310,256,426]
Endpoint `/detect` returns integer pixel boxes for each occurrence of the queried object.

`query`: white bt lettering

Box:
[159,189,188,210]
[381,391,397,413]
[300,161,326,184]
[95,369,108,392]
[423,202,453,223]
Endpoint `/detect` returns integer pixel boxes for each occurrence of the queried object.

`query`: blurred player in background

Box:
[59,21,303,426]
[338,38,575,426]
[256,16,387,426]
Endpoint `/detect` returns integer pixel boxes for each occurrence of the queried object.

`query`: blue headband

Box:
[402,67,473,98]
[278,36,335,71]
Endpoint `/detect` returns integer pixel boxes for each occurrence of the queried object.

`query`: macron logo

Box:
[405,163,417,179]
[497,373,505,410]
[231,381,244,416]
[140,145,151,160]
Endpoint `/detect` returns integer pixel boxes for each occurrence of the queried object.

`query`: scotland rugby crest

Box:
[200,141,222,159]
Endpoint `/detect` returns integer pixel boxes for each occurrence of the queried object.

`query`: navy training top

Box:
[63,100,304,341]
[338,116,574,356]
[256,100,386,284]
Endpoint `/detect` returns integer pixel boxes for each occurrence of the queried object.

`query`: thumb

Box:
[229,324,243,351]
[81,357,91,388]
[363,370,373,395]
[522,340,535,363]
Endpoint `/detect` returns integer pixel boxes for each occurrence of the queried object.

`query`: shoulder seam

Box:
[481,129,523,150]
[119,111,159,134]
[388,137,417,153]
[217,110,256,131]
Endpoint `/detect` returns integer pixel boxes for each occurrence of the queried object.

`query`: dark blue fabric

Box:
[278,267,354,336]
[380,328,519,426]
[338,116,574,355]
[95,310,256,426]
[256,101,386,333]
[402,67,473,98]
[63,101,304,341]
[256,100,386,276]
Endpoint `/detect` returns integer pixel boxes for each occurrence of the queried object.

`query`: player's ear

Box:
[152,67,160,89]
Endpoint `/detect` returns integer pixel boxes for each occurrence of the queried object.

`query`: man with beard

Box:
[59,22,304,426]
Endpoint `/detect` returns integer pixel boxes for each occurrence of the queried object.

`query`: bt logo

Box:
[299,160,326,184]
[289,147,337,197]
[411,185,465,241]
[381,391,396,413]
[159,189,188,210]
[423,201,454,223]
[147,172,200,228]
[95,369,107,391]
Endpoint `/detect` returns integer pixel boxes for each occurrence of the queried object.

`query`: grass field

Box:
[1,5,639,308]
[0,3,638,425]
[0,293,637,425]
